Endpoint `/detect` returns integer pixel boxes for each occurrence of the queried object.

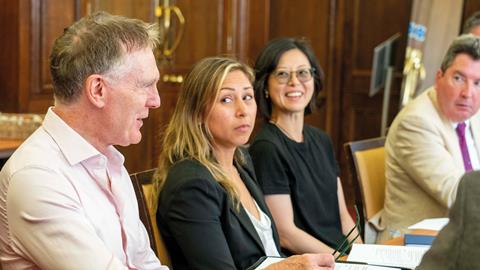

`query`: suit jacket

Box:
[417,171,480,270]
[378,87,480,242]
[156,156,282,270]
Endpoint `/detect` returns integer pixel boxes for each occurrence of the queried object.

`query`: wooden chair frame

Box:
[130,169,157,253]
[130,169,171,267]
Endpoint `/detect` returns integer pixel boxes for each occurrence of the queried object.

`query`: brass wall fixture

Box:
[162,74,184,84]
[400,47,426,107]
[154,0,185,59]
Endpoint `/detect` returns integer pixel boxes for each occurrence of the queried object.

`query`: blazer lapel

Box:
[228,197,265,252]
[238,165,266,210]
[235,163,282,251]
[443,119,464,169]
[429,89,464,169]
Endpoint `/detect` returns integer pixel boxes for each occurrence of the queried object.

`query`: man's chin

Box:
[118,135,142,147]
[451,112,474,123]
[130,135,142,145]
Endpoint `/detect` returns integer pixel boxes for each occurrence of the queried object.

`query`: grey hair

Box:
[50,11,160,103]
[463,11,480,34]
[440,34,480,72]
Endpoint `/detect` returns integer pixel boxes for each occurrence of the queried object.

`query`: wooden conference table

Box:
[383,229,438,246]
[384,235,405,245]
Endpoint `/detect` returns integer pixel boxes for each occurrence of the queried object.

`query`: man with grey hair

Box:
[378,34,480,242]
[463,11,480,35]
[0,12,168,269]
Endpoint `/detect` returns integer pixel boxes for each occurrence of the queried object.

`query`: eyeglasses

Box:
[271,68,315,84]
[331,205,362,261]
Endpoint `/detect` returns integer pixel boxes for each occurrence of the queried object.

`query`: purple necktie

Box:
[456,122,473,172]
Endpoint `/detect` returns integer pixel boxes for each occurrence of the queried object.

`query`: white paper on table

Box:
[335,262,400,270]
[407,218,449,231]
[347,244,430,269]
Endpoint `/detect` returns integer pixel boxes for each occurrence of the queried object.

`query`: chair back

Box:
[130,169,172,268]
[344,137,386,242]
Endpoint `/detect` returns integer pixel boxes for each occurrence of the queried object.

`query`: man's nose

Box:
[147,87,161,109]
[461,82,475,98]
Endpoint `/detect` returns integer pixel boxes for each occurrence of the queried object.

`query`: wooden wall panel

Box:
[29,1,77,108]
[91,0,154,21]
[166,0,225,66]
[0,0,81,114]
[267,0,331,131]
[341,0,412,142]
[269,0,330,65]
[0,0,20,112]
[339,0,412,205]
[246,0,270,65]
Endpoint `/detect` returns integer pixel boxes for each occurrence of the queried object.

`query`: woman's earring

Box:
[264,90,269,98]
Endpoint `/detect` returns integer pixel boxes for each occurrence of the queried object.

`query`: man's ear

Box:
[434,69,444,88]
[84,74,107,108]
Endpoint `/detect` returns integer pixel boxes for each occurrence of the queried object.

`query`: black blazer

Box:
[156,156,282,270]
[417,171,480,270]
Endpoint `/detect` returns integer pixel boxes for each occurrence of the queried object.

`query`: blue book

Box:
[404,230,437,246]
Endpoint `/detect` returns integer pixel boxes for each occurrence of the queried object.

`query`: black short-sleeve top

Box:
[249,123,343,250]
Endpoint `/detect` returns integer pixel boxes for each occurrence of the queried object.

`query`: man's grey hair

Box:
[50,11,160,104]
[463,11,480,34]
[440,34,480,72]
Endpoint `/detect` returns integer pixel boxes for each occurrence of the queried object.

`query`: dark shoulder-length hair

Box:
[253,37,324,120]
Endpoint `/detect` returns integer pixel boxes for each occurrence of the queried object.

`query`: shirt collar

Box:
[42,107,124,167]
[452,120,471,129]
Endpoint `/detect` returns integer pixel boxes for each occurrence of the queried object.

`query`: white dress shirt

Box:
[0,108,167,270]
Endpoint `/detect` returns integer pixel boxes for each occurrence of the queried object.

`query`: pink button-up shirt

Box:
[0,108,168,270]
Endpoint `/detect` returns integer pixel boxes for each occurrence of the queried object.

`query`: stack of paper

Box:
[407,218,449,231]
[347,244,430,269]
[404,218,449,246]
[335,262,401,269]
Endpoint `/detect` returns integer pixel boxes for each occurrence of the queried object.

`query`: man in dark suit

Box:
[417,171,480,269]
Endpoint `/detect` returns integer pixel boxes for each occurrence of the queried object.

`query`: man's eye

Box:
[474,80,480,88]
[453,75,463,82]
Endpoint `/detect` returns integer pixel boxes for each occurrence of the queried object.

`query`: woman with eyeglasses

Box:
[249,38,362,255]
[153,56,334,270]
